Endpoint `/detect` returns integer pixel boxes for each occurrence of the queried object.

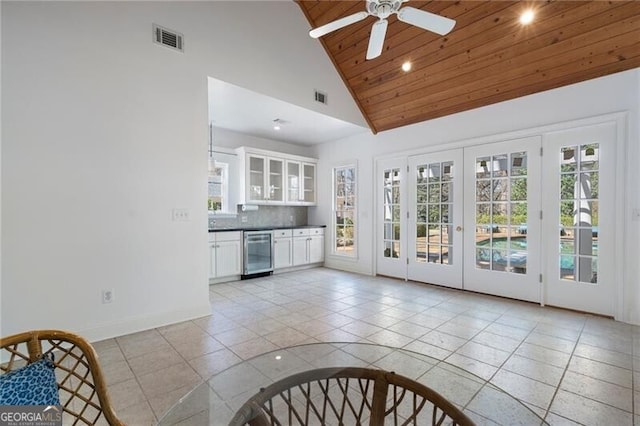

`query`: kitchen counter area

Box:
[208,225,325,284]
[209,225,326,232]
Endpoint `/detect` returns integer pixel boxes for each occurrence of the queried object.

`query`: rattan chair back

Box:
[0,329,125,426]
[230,367,475,426]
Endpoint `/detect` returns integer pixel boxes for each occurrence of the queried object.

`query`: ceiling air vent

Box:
[314,90,328,105]
[153,24,183,52]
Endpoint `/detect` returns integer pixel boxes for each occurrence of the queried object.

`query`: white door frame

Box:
[370,112,626,321]
[463,136,543,303]
[541,121,621,316]
[407,149,464,289]
[375,157,408,280]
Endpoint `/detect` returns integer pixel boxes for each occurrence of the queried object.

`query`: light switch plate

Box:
[172,208,191,221]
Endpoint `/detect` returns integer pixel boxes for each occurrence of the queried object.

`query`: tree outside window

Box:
[334,166,356,256]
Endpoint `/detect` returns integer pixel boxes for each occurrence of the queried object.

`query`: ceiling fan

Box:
[309,0,456,60]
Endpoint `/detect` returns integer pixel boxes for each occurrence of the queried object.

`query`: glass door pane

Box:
[303,163,316,203]
[473,152,528,274]
[377,158,407,280]
[287,161,300,203]
[464,137,542,303]
[408,149,463,289]
[268,158,283,202]
[558,145,599,283]
[383,168,401,259]
[248,155,266,202]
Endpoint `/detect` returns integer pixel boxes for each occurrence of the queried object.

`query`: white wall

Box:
[1,1,359,340]
[212,127,315,158]
[309,68,640,324]
[0,0,3,335]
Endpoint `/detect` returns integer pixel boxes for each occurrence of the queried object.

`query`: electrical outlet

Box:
[172,208,191,221]
[102,289,114,304]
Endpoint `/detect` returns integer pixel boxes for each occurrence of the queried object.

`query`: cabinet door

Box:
[209,243,217,279]
[274,238,292,269]
[247,155,267,203]
[215,240,242,277]
[268,158,285,203]
[309,235,324,263]
[292,237,308,266]
[286,161,301,203]
[302,163,316,204]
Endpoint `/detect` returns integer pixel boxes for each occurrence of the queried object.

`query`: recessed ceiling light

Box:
[520,9,535,25]
[401,61,412,72]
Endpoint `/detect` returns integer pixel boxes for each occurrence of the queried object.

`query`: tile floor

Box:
[93,267,640,425]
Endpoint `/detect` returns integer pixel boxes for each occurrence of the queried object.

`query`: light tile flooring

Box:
[94,267,640,425]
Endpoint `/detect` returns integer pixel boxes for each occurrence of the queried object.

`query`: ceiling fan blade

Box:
[397,6,456,36]
[366,19,388,60]
[309,11,369,38]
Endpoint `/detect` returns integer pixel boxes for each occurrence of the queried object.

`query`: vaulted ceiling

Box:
[296,0,640,134]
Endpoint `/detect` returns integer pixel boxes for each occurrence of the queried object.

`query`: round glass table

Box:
[157,342,547,425]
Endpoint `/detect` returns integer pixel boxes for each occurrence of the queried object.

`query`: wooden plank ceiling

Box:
[296,0,640,133]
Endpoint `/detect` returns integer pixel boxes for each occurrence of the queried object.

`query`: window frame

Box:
[332,163,358,258]
[208,160,233,216]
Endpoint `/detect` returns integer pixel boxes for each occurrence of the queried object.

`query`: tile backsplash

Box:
[209,206,308,229]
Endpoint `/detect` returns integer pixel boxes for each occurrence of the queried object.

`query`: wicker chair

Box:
[230,367,475,426]
[0,329,125,426]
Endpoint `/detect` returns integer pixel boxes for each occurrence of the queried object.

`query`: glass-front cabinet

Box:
[238,147,317,206]
[286,161,316,205]
[286,161,301,203]
[303,163,316,204]
[245,154,284,204]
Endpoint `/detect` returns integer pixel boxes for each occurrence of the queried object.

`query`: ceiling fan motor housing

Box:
[367,0,403,19]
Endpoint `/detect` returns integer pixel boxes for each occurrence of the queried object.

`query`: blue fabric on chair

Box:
[0,355,60,406]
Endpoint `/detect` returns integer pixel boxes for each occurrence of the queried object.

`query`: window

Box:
[333,165,356,256]
[208,161,229,214]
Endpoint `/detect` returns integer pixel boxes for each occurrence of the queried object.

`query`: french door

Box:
[375,124,616,315]
[463,137,542,302]
[376,158,407,279]
[542,123,616,316]
[407,150,463,288]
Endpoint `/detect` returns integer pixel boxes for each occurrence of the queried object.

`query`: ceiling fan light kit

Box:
[309,0,456,60]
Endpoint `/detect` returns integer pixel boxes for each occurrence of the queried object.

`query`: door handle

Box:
[456,226,463,232]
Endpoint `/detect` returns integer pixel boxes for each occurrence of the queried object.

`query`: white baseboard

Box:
[273,263,323,274]
[78,303,212,343]
[323,259,372,276]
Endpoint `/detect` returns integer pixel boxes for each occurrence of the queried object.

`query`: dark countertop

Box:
[209,225,326,233]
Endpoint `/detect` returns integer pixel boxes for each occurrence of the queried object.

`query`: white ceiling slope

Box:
[200,1,369,146]
[208,78,369,146]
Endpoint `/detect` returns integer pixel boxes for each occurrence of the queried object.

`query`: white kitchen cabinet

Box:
[209,231,242,279]
[309,233,325,263]
[243,154,284,205]
[273,229,293,269]
[286,161,316,205]
[292,228,324,266]
[302,163,316,204]
[238,147,317,206]
[292,233,308,266]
